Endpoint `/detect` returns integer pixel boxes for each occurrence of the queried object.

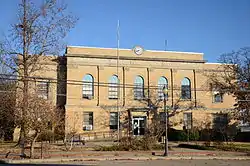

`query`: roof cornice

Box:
[65,54,207,63]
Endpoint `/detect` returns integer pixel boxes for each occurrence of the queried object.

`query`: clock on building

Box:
[133,46,144,55]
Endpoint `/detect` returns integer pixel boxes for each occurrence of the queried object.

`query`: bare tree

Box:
[208,47,250,123]
[0,0,77,157]
[101,88,203,143]
[138,90,201,140]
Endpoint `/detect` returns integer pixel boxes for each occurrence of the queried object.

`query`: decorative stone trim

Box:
[195,69,203,73]
[99,66,104,70]
[172,69,178,73]
[68,64,78,69]
[124,67,130,71]
[148,68,154,72]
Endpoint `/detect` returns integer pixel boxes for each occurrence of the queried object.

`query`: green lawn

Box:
[177,142,250,152]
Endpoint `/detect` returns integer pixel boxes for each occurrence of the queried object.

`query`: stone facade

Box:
[23,46,235,139]
[62,46,235,137]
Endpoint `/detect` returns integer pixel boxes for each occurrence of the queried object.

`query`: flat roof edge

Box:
[67,45,204,55]
[65,54,207,63]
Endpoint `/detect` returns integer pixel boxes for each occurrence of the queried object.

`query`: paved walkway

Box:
[1,148,250,164]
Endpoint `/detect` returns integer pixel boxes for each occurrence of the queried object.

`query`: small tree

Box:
[64,112,82,151]
[15,93,63,158]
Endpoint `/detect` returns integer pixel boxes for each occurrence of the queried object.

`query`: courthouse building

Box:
[34,46,235,138]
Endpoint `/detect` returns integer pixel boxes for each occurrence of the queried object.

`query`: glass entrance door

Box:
[133,117,146,136]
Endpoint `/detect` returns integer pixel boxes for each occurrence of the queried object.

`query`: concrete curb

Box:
[3,156,250,164]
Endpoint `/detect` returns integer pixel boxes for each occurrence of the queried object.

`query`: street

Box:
[1,160,250,166]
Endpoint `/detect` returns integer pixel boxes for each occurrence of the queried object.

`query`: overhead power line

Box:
[0,73,249,92]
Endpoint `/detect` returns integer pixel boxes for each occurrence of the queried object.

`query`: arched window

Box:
[181,77,191,99]
[82,74,94,99]
[134,76,144,100]
[158,77,168,100]
[108,75,119,99]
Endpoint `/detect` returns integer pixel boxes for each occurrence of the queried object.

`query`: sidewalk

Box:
[1,149,250,164]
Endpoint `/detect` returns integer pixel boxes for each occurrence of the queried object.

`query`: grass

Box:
[178,142,250,153]
[232,143,250,148]
[216,144,250,152]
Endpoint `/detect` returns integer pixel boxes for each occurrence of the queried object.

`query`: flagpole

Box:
[116,20,120,142]
[165,40,167,51]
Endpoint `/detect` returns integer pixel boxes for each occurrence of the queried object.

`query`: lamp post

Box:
[163,86,168,156]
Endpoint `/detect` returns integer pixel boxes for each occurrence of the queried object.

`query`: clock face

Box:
[133,46,144,55]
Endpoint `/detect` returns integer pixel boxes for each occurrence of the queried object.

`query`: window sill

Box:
[110,126,118,130]
[110,128,118,130]
[157,98,169,101]
[109,98,118,100]
[134,97,146,101]
[180,99,192,101]
[134,99,145,101]
[82,96,94,100]
[212,102,223,104]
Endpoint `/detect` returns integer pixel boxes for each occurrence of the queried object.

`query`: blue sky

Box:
[0,0,249,62]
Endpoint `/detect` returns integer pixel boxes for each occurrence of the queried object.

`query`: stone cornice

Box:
[66,54,207,64]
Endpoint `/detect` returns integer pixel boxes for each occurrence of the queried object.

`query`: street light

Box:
[163,86,168,156]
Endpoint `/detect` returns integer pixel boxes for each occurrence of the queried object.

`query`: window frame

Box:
[83,112,93,131]
[82,74,94,99]
[37,80,49,100]
[213,93,223,103]
[134,75,144,100]
[108,75,119,100]
[158,76,168,100]
[181,77,191,100]
[109,112,118,130]
[212,113,228,129]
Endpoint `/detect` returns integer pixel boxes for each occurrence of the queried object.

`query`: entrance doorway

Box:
[132,117,146,136]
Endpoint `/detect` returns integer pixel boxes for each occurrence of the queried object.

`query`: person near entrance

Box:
[133,121,139,135]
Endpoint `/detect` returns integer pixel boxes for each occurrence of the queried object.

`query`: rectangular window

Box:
[213,93,223,103]
[108,84,118,99]
[110,112,118,130]
[211,84,223,103]
[134,84,144,100]
[183,112,192,130]
[82,82,93,99]
[213,113,228,129]
[181,85,191,99]
[83,112,93,131]
[37,81,49,99]
[158,87,168,100]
